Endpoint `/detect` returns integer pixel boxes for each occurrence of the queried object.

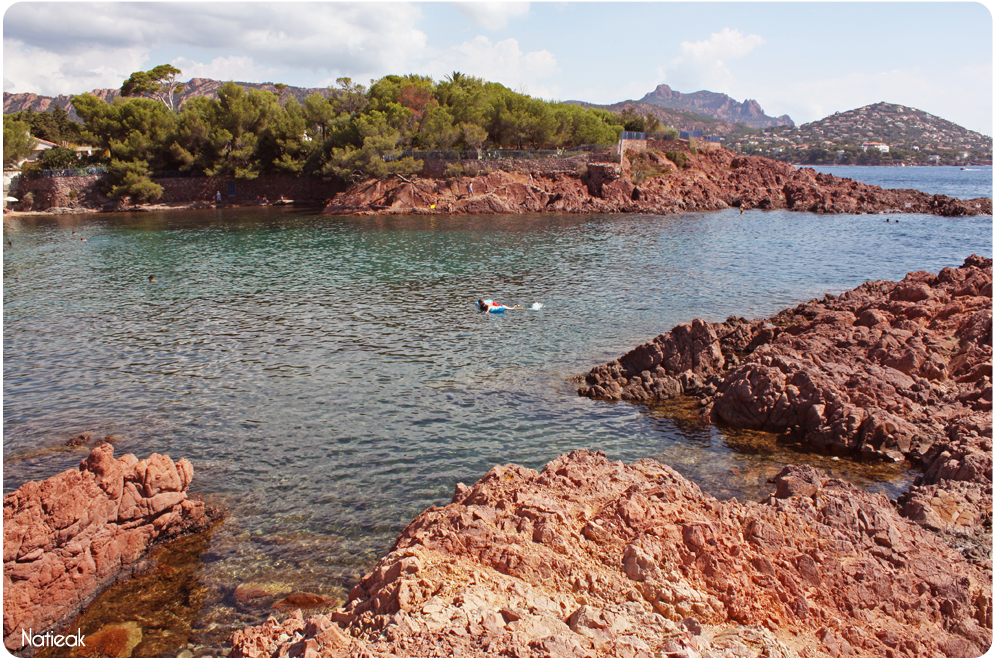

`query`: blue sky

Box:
[2,1,993,134]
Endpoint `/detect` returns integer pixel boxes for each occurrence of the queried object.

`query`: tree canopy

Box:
[3,116,37,168]
[121,65,185,110]
[66,66,642,197]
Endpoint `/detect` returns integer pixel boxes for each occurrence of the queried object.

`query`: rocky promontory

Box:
[3,438,217,654]
[578,255,992,561]
[322,144,991,217]
[230,450,991,658]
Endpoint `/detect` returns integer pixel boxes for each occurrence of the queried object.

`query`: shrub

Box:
[663,151,688,168]
[463,163,480,177]
[444,162,465,178]
[39,146,79,170]
[107,159,163,203]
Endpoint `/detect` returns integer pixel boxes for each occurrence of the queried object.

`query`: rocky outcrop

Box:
[579,255,992,559]
[322,146,991,217]
[639,84,794,129]
[3,439,216,653]
[230,450,992,658]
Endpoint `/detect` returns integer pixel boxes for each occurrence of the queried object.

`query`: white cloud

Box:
[170,56,277,84]
[3,39,149,94]
[3,3,429,94]
[428,36,559,97]
[661,27,765,93]
[761,65,991,135]
[453,2,530,29]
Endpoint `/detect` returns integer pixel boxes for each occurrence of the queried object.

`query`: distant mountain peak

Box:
[638,84,793,129]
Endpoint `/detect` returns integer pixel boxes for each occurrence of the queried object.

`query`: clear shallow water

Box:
[3,203,992,649]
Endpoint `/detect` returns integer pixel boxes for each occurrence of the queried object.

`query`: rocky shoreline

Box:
[229,255,992,658]
[579,255,992,562]
[5,145,992,219]
[321,146,991,217]
[4,257,991,658]
[2,437,218,655]
[229,451,990,658]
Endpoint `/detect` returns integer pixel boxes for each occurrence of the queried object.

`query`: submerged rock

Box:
[229,450,991,657]
[3,439,217,654]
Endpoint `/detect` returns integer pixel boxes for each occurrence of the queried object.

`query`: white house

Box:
[861,142,890,153]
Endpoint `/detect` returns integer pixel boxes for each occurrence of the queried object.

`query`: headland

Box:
[6,143,992,218]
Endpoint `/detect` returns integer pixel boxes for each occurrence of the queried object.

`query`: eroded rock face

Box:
[3,440,215,653]
[322,148,992,217]
[579,256,992,555]
[229,451,992,658]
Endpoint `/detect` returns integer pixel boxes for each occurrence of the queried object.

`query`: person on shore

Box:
[215,191,222,204]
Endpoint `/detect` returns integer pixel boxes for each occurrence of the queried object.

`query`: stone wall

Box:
[13,174,106,210]
[13,173,345,211]
[13,153,621,212]
[155,174,341,204]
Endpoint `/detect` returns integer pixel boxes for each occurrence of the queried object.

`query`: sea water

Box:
[2,194,992,651]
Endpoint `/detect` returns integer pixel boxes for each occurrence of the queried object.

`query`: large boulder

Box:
[3,439,216,653]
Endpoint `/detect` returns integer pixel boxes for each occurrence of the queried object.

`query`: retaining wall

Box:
[13,151,621,212]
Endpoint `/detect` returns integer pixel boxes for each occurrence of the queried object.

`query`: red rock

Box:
[272,592,336,611]
[579,256,992,554]
[2,438,216,654]
[322,146,991,217]
[230,450,991,658]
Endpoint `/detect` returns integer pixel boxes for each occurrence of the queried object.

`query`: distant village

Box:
[728,103,991,166]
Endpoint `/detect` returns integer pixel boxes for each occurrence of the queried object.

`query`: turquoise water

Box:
[3,204,992,644]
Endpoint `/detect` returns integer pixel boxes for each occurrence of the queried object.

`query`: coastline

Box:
[319,146,991,217]
[5,146,992,219]
[227,255,990,657]
[3,255,991,657]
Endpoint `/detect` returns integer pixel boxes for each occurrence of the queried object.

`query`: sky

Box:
[2,1,994,135]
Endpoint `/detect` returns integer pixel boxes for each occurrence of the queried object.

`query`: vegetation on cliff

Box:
[24,66,662,201]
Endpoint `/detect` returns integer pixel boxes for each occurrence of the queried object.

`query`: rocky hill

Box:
[735,102,991,156]
[565,100,741,137]
[3,79,330,122]
[565,84,793,133]
[638,84,794,129]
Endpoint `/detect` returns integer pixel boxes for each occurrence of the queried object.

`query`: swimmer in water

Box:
[477,299,522,312]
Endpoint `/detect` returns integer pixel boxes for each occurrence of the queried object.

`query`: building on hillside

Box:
[15,136,95,168]
[861,142,890,153]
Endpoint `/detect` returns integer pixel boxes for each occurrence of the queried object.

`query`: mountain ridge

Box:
[638,84,794,128]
